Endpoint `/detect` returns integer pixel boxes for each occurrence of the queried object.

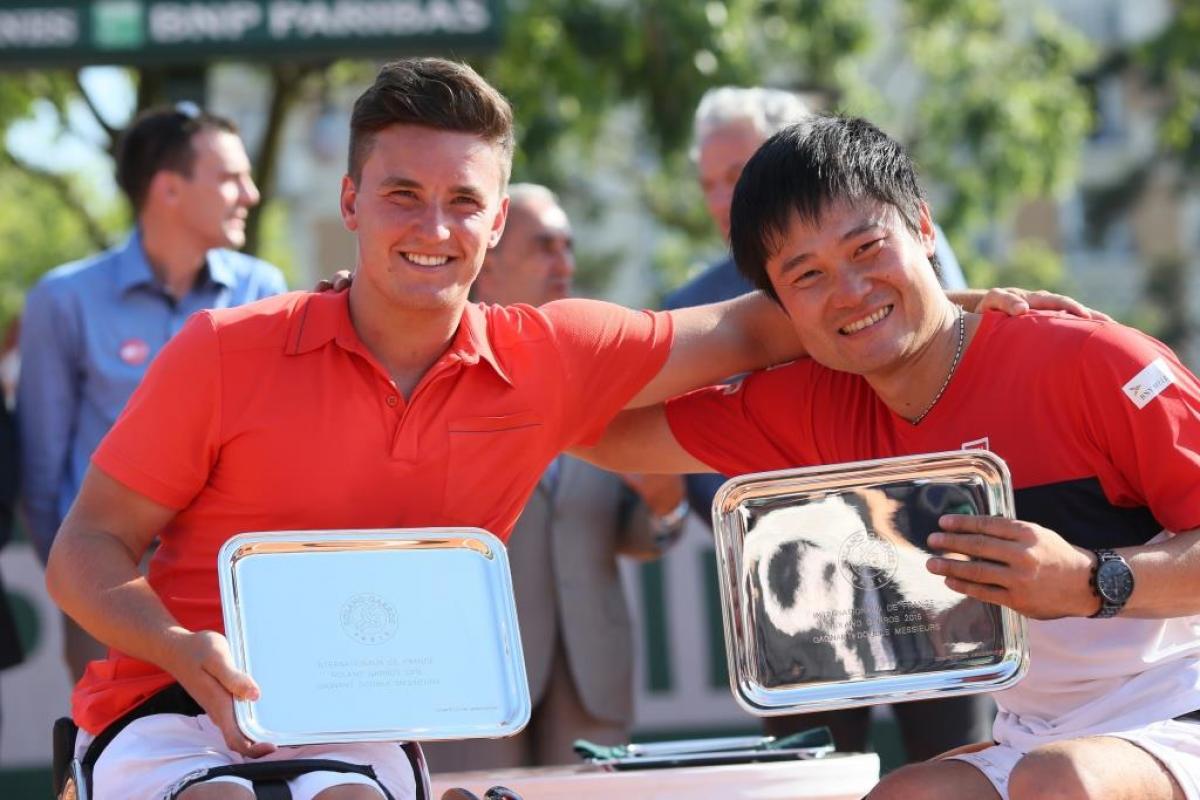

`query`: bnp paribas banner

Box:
[0,0,502,66]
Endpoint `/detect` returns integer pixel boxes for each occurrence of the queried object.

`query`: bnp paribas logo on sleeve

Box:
[1122,357,1175,410]
[93,0,145,50]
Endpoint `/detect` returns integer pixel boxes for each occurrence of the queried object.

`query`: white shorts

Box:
[77,713,418,800]
[948,719,1200,800]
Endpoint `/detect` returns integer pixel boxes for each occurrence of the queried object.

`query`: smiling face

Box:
[697,120,766,240]
[766,198,952,384]
[171,128,259,250]
[339,124,508,313]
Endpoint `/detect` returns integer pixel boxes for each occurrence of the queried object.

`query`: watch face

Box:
[1096,559,1134,604]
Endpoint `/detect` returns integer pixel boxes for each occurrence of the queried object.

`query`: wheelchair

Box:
[53,710,523,800]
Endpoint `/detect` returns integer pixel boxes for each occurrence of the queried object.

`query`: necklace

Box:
[911,307,965,426]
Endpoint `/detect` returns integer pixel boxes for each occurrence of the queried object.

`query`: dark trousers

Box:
[763,695,994,764]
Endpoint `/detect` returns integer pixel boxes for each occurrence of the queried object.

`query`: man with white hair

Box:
[663,86,983,764]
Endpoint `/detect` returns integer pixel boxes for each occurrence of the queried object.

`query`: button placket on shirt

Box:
[387,353,466,460]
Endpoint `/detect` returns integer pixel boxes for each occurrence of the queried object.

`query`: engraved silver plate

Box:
[712,451,1029,716]
[218,528,531,745]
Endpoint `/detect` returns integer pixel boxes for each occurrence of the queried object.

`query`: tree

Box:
[469,0,1095,296]
[0,62,323,298]
[1077,0,1199,350]
[0,165,125,331]
[903,0,1094,284]
[0,1,1159,318]
[0,71,124,331]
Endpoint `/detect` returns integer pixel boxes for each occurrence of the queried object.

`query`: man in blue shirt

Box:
[17,105,286,680]
[662,86,984,765]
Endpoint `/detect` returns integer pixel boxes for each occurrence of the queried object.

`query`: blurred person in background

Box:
[424,184,688,772]
[663,86,987,764]
[0,331,23,755]
[0,318,19,407]
[17,104,286,682]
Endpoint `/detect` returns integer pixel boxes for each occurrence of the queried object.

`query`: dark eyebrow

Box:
[776,219,887,278]
[777,252,812,278]
[379,176,419,190]
[536,232,572,247]
[454,186,486,201]
[377,176,485,202]
[841,220,885,242]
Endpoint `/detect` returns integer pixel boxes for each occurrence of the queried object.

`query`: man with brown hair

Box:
[19,104,286,682]
[45,58,1070,798]
[42,58,814,800]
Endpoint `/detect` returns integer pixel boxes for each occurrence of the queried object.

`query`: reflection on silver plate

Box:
[712,451,1029,716]
[218,528,531,745]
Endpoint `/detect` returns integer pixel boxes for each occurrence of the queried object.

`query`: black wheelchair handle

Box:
[484,787,523,800]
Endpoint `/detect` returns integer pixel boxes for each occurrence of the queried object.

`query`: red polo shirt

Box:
[74,290,672,734]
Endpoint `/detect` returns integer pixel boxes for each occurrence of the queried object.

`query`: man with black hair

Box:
[580,114,1200,800]
[664,84,987,767]
[18,105,286,682]
[44,62,1081,798]
[44,59,809,800]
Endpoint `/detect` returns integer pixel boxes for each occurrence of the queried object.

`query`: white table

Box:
[431,752,880,799]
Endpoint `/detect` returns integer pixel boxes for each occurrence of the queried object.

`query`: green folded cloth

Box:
[571,739,626,760]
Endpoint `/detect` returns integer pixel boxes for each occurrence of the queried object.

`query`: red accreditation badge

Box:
[118,338,151,366]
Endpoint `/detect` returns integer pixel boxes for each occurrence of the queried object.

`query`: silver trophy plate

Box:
[218,528,531,745]
[712,450,1029,716]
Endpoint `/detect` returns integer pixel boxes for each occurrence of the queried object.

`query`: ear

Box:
[487,194,509,249]
[339,174,359,231]
[147,171,182,209]
[916,201,936,259]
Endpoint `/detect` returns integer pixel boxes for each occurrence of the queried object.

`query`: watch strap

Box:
[650,498,689,550]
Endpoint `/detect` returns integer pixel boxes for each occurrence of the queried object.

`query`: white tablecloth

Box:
[430,752,880,799]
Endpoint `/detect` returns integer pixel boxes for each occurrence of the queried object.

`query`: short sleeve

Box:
[1076,324,1200,533]
[665,365,817,476]
[91,312,223,510]
[540,299,673,447]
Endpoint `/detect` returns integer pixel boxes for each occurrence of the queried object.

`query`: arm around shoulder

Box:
[628,292,803,408]
[571,404,711,475]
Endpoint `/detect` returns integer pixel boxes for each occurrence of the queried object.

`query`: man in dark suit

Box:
[424,184,688,770]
